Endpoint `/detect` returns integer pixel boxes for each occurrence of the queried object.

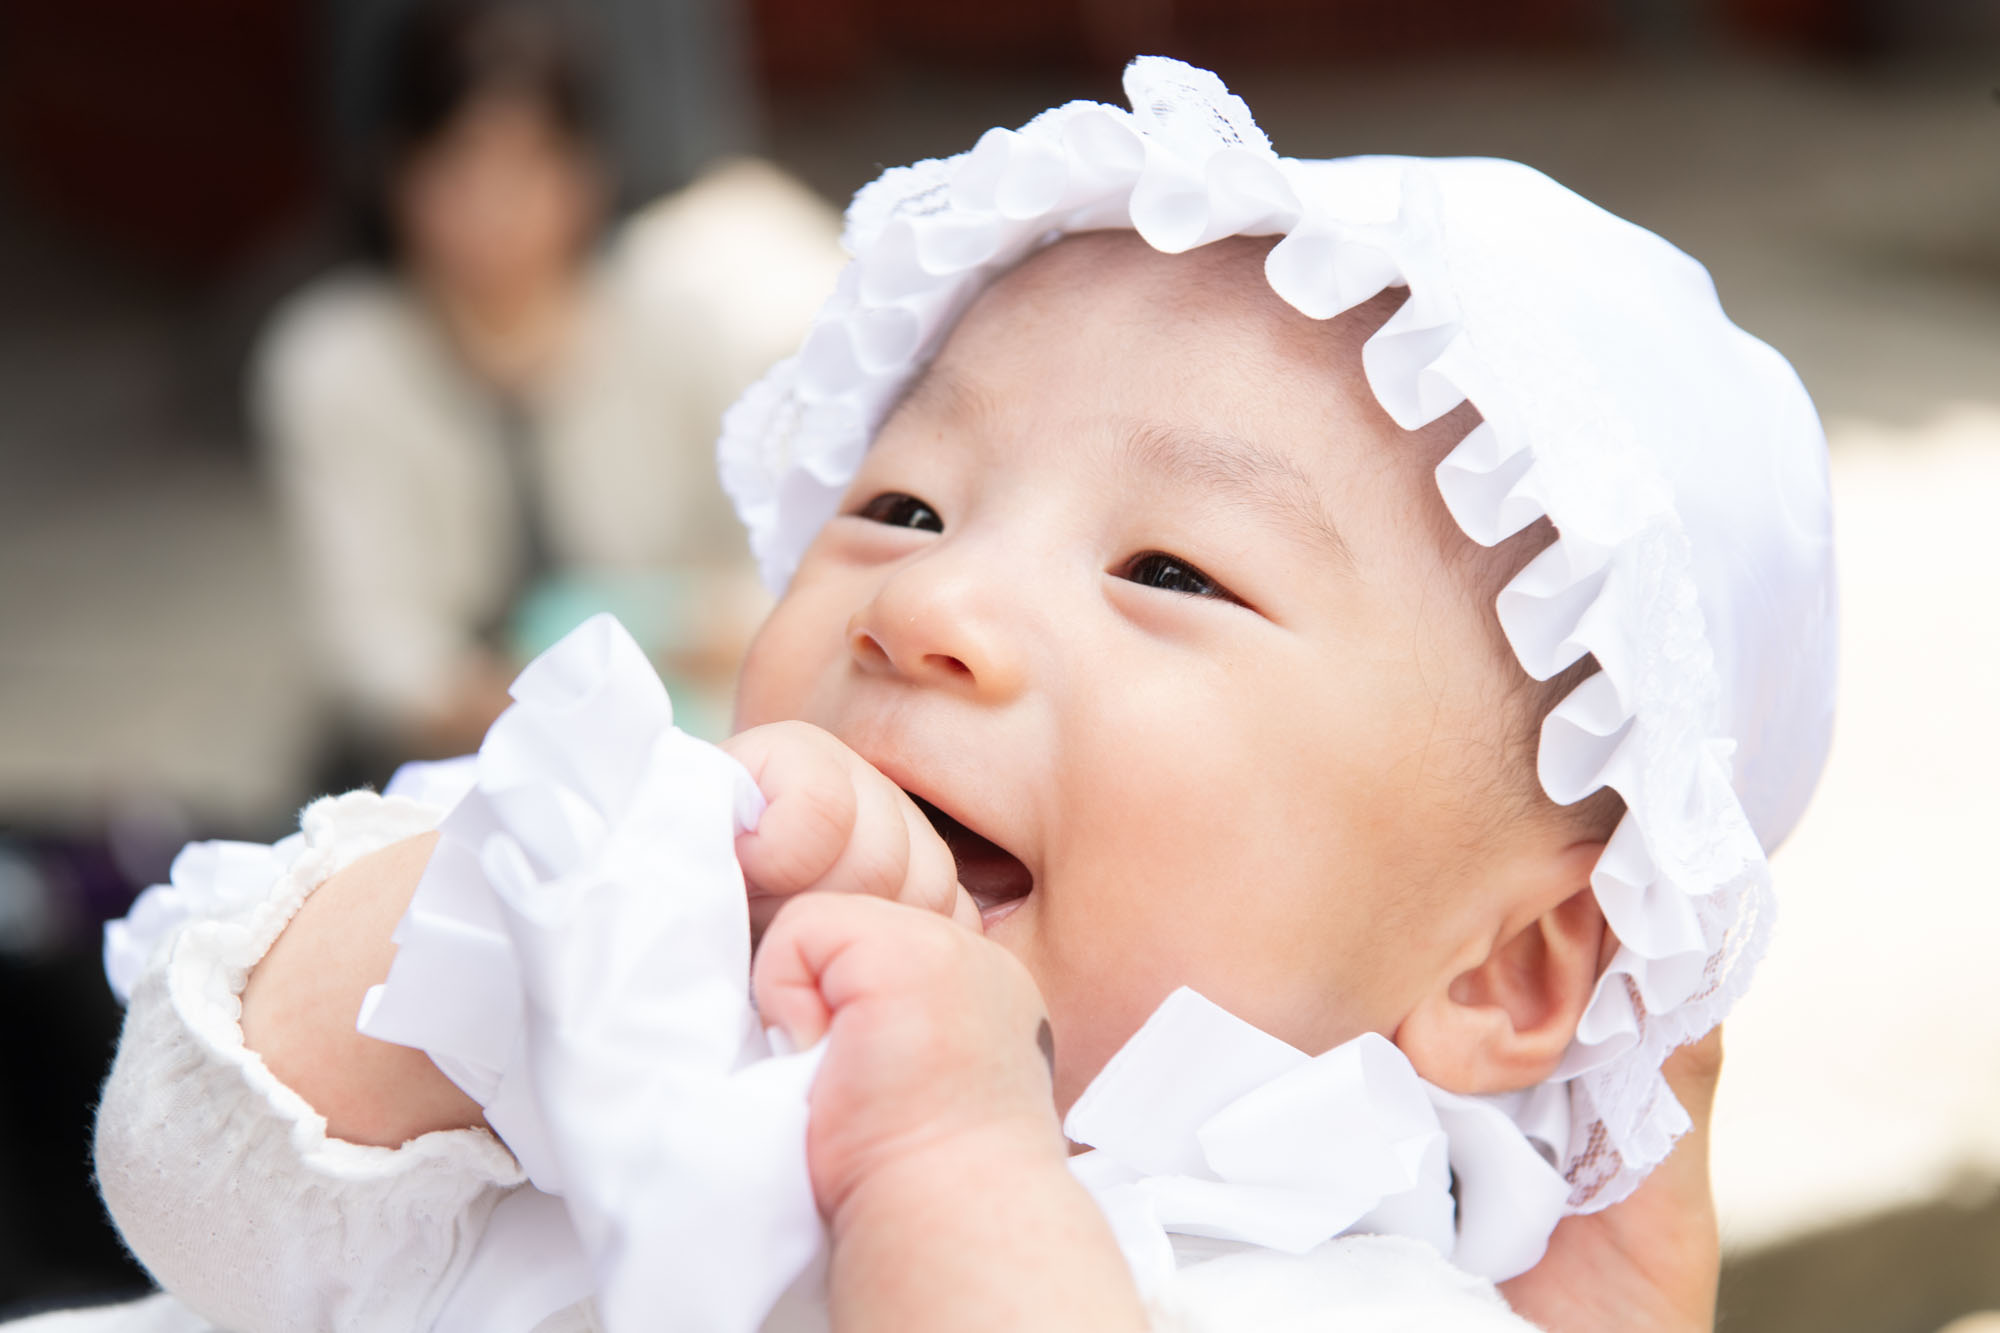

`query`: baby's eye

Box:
[1117,551,1241,603]
[855,492,944,532]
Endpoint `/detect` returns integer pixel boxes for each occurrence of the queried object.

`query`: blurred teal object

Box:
[508,571,730,740]
[509,570,695,661]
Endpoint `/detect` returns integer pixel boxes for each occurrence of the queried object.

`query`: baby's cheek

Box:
[732,604,815,731]
[1064,703,1419,1051]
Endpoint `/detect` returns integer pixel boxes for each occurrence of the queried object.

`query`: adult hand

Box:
[1498,1028,1725,1333]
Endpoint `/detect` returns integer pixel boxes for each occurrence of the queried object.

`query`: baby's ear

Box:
[1394,843,1609,1096]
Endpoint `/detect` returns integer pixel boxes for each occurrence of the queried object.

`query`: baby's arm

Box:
[93,794,526,1333]
[237,831,482,1146]
[755,892,1149,1333]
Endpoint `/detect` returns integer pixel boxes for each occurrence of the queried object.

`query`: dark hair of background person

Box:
[350,0,613,267]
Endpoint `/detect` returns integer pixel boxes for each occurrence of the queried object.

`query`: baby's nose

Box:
[848,629,972,683]
[847,555,1026,700]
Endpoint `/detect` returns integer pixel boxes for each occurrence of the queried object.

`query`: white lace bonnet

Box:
[715,58,1837,1217]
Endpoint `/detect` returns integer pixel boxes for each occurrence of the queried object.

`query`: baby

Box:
[56,58,1833,1333]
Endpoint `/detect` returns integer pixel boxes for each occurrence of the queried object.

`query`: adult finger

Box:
[1663,1026,1724,1121]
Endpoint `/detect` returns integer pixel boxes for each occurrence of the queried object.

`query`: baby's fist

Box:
[753,893,1063,1221]
[723,721,977,936]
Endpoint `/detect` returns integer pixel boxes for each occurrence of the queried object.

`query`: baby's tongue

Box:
[950,831,1032,905]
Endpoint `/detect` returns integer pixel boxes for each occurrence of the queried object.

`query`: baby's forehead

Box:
[888,230,1486,565]
[998,231,1381,339]
[927,232,1399,413]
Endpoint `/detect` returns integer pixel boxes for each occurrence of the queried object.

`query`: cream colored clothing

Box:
[89,793,552,1332]
[9,1244,1535,1333]
[43,787,1541,1333]
[254,160,838,726]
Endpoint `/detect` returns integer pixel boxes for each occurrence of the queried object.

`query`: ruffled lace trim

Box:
[716,56,1834,1220]
[105,834,298,1005]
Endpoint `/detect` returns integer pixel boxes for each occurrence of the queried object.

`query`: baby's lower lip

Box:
[976,894,1026,929]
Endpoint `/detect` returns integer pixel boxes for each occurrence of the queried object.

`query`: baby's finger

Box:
[751,892,895,1051]
[897,796,977,925]
[728,726,858,900]
[751,900,837,1052]
[806,767,913,902]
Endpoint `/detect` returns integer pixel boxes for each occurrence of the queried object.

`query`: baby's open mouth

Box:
[908,794,1033,927]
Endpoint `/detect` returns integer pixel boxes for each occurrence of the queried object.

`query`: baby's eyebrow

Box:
[888,363,995,430]
[1120,421,1353,568]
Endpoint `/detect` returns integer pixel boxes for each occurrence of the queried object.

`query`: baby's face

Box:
[736,234,1527,1110]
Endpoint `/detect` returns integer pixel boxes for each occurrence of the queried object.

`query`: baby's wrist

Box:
[827,1119,1068,1239]
[822,1115,1147,1333]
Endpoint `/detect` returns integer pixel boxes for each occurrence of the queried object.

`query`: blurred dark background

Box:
[2,0,1999,1327]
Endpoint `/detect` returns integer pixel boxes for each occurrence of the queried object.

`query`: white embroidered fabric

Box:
[716,57,1837,1229]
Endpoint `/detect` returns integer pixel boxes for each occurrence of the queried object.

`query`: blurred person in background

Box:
[258,0,838,777]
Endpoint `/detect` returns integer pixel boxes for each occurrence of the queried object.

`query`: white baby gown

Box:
[18,615,1542,1333]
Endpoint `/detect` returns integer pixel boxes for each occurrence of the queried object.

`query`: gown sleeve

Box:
[91,790,537,1333]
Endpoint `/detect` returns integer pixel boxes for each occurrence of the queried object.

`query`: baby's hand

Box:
[723,721,978,938]
[752,891,1063,1220]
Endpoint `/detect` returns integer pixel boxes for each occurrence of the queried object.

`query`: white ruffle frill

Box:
[1068,990,1571,1287]
[715,56,1837,1230]
[354,613,825,1333]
